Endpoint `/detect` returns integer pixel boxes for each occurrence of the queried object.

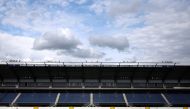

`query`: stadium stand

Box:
[0,61,189,108]
[16,92,57,106]
[0,93,17,105]
[126,92,166,106]
[58,92,90,106]
[94,92,125,106]
[164,92,190,106]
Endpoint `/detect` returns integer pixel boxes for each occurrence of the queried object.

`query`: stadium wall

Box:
[0,107,189,109]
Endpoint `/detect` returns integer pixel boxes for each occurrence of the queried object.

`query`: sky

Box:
[0,0,190,63]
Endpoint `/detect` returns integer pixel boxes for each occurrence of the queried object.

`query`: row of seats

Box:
[94,93,124,104]
[165,93,190,105]
[0,93,17,104]
[0,82,188,88]
[16,93,57,105]
[0,92,190,106]
[127,93,166,106]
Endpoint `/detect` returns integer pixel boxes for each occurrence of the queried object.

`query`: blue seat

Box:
[58,93,90,104]
[94,93,125,104]
[16,93,57,104]
[0,93,17,104]
[165,93,190,105]
[126,93,166,105]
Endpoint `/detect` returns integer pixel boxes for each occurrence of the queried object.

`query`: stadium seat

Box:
[84,82,99,88]
[164,80,178,88]
[101,82,115,88]
[16,93,57,106]
[180,80,190,87]
[164,92,190,106]
[2,82,18,87]
[133,83,147,88]
[19,82,37,87]
[133,80,147,88]
[126,92,166,106]
[0,93,17,105]
[147,83,163,88]
[164,83,179,88]
[94,93,125,106]
[68,82,83,88]
[84,79,99,88]
[36,82,51,87]
[52,82,68,87]
[58,93,90,106]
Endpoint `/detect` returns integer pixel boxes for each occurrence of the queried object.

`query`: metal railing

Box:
[0,61,178,67]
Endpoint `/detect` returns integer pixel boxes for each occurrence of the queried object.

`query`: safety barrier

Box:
[0,107,188,109]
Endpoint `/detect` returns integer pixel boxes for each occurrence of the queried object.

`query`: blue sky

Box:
[0,0,190,63]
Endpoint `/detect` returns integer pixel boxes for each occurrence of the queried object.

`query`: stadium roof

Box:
[0,61,189,91]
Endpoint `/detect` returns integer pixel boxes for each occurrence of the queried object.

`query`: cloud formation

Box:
[0,0,87,35]
[0,32,34,60]
[90,0,144,28]
[60,47,105,58]
[0,0,190,63]
[89,36,129,51]
[33,28,81,50]
[33,28,104,59]
[90,0,190,62]
[90,0,143,16]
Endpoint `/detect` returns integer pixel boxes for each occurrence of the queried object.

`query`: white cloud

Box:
[33,28,105,59]
[0,32,34,60]
[0,32,65,62]
[127,22,190,62]
[0,0,105,61]
[90,0,145,28]
[70,0,87,5]
[0,0,190,63]
[90,0,190,62]
[89,36,129,51]
[59,47,105,58]
[126,0,190,62]
[33,28,81,50]
[0,31,92,62]
[46,0,69,7]
[1,0,87,34]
